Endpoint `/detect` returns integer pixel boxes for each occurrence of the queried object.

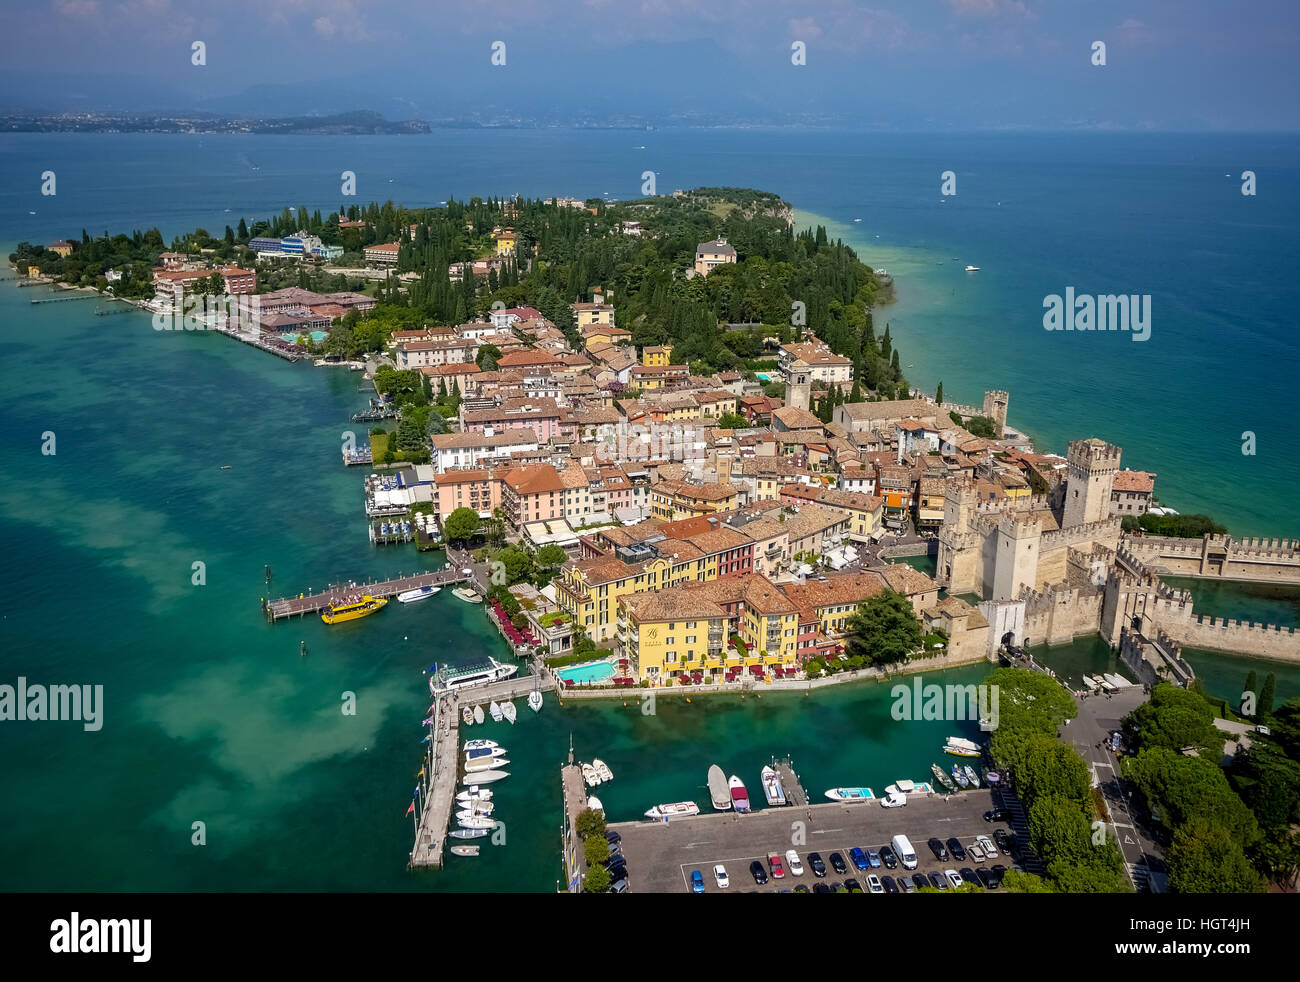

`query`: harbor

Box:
[262,567,471,620]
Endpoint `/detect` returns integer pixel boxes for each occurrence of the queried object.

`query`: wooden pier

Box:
[409,692,459,868]
[263,567,470,620]
[31,293,98,304]
[772,755,808,806]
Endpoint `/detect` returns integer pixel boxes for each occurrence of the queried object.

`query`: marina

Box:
[262,567,472,620]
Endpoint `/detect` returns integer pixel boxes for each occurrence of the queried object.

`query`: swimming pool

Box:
[556,659,615,684]
[278,331,328,343]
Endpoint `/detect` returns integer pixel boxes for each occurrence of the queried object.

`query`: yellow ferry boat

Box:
[320,595,388,625]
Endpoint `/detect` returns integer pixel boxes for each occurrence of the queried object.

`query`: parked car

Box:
[713,864,729,889]
[690,870,705,893]
[750,860,768,885]
[992,829,1012,854]
[813,882,832,894]
[830,882,845,893]
[983,809,1011,823]
[793,884,810,893]
[610,877,629,894]
[911,874,929,891]
[866,874,884,894]
[969,842,986,863]
[829,852,848,874]
[768,853,785,878]
[844,878,864,894]
[785,849,805,876]
[960,867,981,887]
[849,847,870,871]
[879,845,898,869]
[944,869,963,889]
[881,874,899,893]
[946,838,968,862]
[928,837,949,861]
[976,834,999,858]
[808,852,827,877]
[605,830,622,844]
[928,871,948,890]
[899,876,915,893]
[977,867,997,889]
[865,848,882,869]
[990,864,1008,887]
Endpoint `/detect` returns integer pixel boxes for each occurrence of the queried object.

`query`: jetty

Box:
[771,755,808,807]
[31,293,98,304]
[408,691,460,869]
[352,406,400,422]
[263,568,471,620]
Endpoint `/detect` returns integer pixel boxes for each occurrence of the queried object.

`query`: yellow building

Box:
[493,229,516,255]
[649,479,741,520]
[555,549,710,644]
[641,344,673,367]
[48,240,74,258]
[778,483,884,543]
[618,574,798,684]
[574,303,616,330]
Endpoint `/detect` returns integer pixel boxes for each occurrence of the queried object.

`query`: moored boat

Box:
[963,765,981,788]
[462,706,473,726]
[587,796,603,813]
[460,770,508,786]
[951,764,970,789]
[465,746,507,760]
[644,801,700,821]
[581,763,600,786]
[825,787,876,801]
[728,774,750,813]
[397,584,439,603]
[463,739,498,751]
[761,765,787,807]
[707,765,732,811]
[449,845,480,857]
[931,763,956,792]
[593,759,613,782]
[466,756,508,772]
[528,689,543,712]
[320,595,387,625]
[473,705,484,725]
[456,789,493,803]
[489,701,503,722]
[429,657,518,695]
[943,736,981,757]
[452,586,483,603]
[456,815,496,830]
[501,701,516,724]
[448,828,488,839]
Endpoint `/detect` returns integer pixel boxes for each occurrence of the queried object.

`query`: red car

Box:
[767,853,785,878]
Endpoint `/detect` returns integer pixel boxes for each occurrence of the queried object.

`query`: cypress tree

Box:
[1259,673,1276,715]
[936,380,944,405]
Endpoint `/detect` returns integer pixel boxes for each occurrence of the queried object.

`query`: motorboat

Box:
[448,828,488,839]
[449,845,480,857]
[456,815,497,830]
[473,705,484,725]
[466,756,509,772]
[460,770,508,786]
[462,706,473,726]
[1103,672,1132,689]
[397,585,439,603]
[581,763,600,786]
[761,765,787,807]
[489,701,503,722]
[587,796,604,813]
[465,746,507,760]
[965,265,980,272]
[951,764,970,789]
[824,787,875,801]
[456,790,493,803]
[458,801,494,816]
[463,739,498,751]
[708,765,732,811]
[931,764,956,792]
[963,765,981,788]
[944,736,981,757]
[528,689,543,712]
[593,759,613,782]
[894,779,916,794]
[644,801,700,821]
[728,775,750,814]
[320,595,387,625]
[501,701,517,724]
[452,587,483,603]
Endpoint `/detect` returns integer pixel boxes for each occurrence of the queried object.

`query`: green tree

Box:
[574,807,605,839]
[842,589,923,665]
[1166,818,1265,893]
[1123,683,1221,757]
[495,546,534,585]
[583,864,611,893]
[935,380,943,405]
[443,507,481,544]
[1259,673,1276,716]
[535,544,568,569]
[717,412,747,429]
[583,834,610,866]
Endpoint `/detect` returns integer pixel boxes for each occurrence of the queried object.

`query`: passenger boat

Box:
[462,706,474,726]
[448,828,488,839]
[931,764,956,792]
[707,765,732,811]
[965,265,980,272]
[943,736,982,757]
[466,756,508,772]
[761,765,787,807]
[951,764,970,789]
[728,775,751,813]
[963,765,981,788]
[449,845,480,857]
[489,701,503,722]
[460,770,508,786]
[320,595,387,625]
[464,739,498,751]
[587,796,604,813]
[501,701,517,724]
[1103,672,1131,689]
[397,584,439,603]
[473,705,485,725]
[644,801,701,821]
[824,787,876,801]
[528,689,543,712]
[593,759,613,782]
[429,658,519,695]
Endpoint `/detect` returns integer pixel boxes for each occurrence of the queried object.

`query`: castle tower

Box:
[784,361,811,412]
[982,390,1008,440]
[992,516,1041,602]
[1063,438,1122,530]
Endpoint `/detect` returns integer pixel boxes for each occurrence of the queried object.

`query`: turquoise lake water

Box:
[1,129,1297,891]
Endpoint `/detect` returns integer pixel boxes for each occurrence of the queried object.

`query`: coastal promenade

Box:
[263,568,470,620]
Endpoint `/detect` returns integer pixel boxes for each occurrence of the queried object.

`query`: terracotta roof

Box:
[1112,470,1156,493]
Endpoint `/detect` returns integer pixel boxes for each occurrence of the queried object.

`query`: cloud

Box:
[944,0,1029,16]
[1116,17,1157,46]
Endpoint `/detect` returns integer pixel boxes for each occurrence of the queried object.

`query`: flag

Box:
[405,801,415,816]
[420,735,431,744]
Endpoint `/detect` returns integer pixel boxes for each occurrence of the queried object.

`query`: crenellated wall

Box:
[1122,533,1300,583]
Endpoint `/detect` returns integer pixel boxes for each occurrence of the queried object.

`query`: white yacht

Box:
[644,801,700,821]
[528,689,543,713]
[592,759,613,782]
[460,770,508,786]
[965,265,980,272]
[430,658,518,695]
[397,584,439,603]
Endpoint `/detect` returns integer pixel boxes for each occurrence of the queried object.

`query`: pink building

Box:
[461,397,564,442]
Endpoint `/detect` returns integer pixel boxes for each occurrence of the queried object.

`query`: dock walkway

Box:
[772,756,808,807]
[409,692,459,868]
[263,567,470,620]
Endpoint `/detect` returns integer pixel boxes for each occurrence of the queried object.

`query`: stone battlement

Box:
[1040,516,1121,551]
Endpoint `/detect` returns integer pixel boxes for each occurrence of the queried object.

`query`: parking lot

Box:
[610,790,1019,893]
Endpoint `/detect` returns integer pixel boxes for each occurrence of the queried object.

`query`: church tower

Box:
[784,361,811,412]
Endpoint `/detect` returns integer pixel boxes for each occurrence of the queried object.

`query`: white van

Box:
[891,834,918,870]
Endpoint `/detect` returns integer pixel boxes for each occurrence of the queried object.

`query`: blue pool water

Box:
[279,331,328,343]
[557,660,615,684]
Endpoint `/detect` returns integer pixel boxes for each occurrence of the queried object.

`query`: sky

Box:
[1,0,1297,129]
